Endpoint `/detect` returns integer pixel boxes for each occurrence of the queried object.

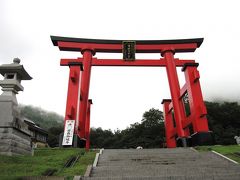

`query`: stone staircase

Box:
[83,148,240,180]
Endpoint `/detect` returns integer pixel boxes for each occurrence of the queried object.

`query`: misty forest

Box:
[20,101,240,148]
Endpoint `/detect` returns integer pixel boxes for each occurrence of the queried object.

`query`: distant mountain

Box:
[19,105,64,130]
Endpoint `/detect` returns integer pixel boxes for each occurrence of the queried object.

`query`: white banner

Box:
[62,120,75,146]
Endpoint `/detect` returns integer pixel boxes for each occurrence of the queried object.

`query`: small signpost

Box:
[62,120,75,146]
[123,41,136,60]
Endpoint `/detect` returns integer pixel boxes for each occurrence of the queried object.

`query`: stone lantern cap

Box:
[0,58,32,80]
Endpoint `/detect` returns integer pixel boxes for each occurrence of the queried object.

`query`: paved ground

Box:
[83,148,240,180]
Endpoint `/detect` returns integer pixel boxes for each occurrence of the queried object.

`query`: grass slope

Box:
[0,148,97,179]
[195,145,240,163]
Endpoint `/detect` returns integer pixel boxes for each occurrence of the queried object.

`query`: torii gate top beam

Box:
[51,36,203,54]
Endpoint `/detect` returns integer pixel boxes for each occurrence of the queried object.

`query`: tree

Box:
[20,101,240,148]
[90,108,165,148]
[206,101,240,145]
[142,108,164,127]
[48,126,63,147]
[139,108,165,148]
[90,128,115,148]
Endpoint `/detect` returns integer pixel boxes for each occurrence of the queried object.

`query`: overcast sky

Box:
[1,0,240,130]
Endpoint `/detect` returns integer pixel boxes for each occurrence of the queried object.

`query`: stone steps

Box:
[82,148,240,180]
[83,174,240,180]
[91,170,240,177]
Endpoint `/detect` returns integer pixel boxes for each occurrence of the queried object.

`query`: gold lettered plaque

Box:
[123,41,136,60]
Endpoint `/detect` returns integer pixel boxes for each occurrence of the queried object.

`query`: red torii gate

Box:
[51,36,213,149]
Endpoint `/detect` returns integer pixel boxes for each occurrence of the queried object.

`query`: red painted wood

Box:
[60,58,195,67]
[78,50,93,138]
[162,100,177,148]
[163,51,187,138]
[183,65,209,132]
[64,66,81,134]
[55,37,209,148]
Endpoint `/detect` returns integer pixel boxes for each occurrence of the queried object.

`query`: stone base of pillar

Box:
[176,137,192,147]
[59,133,86,148]
[0,127,32,156]
[191,131,214,146]
[73,135,86,148]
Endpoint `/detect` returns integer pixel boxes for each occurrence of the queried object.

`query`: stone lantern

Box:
[0,58,32,155]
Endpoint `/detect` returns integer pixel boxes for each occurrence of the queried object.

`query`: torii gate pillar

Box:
[162,50,190,146]
[78,50,93,138]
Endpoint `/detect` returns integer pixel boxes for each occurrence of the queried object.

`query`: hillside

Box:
[19,105,64,147]
[0,148,97,178]
[18,101,240,148]
[19,105,64,130]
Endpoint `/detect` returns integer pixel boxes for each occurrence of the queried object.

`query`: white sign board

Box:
[62,120,75,146]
